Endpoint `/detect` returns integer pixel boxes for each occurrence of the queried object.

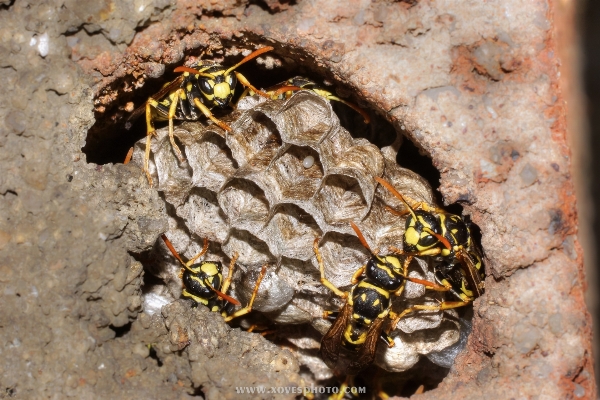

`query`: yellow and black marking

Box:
[240,76,371,124]
[127,47,274,187]
[314,223,446,374]
[374,177,485,329]
[161,234,267,322]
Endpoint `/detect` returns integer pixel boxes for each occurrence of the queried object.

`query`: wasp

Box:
[239,76,371,124]
[373,177,485,327]
[161,234,266,322]
[127,47,274,187]
[314,222,446,374]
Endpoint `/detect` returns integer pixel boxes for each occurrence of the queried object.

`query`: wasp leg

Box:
[247,324,276,336]
[392,253,412,298]
[314,238,348,299]
[192,98,232,132]
[168,89,186,162]
[379,330,395,348]
[221,252,239,295]
[144,100,160,187]
[389,246,405,256]
[234,71,270,98]
[351,264,366,284]
[224,264,267,322]
[389,300,471,331]
[234,86,254,107]
[330,376,357,400]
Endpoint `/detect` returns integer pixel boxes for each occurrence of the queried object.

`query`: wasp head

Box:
[403,210,441,253]
[198,72,238,109]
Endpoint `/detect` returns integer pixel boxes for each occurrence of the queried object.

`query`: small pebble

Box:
[302,155,314,168]
[574,383,585,398]
[520,163,538,186]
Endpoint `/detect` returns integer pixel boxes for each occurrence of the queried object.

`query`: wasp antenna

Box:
[123,147,134,165]
[270,85,303,97]
[374,177,417,220]
[323,94,370,124]
[187,237,209,264]
[423,227,452,250]
[173,66,215,79]
[224,46,274,75]
[161,234,186,266]
[350,222,381,259]
[205,281,241,306]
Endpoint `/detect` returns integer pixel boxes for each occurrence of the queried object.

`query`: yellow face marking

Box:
[405,227,420,246]
[213,82,231,100]
[201,262,219,276]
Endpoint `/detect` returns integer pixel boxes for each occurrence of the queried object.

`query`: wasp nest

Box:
[131,91,461,379]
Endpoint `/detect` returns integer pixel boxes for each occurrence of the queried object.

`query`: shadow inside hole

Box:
[148,345,163,367]
[109,321,132,338]
[396,138,442,197]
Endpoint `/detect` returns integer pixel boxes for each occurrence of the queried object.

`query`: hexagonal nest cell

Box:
[83,39,478,397]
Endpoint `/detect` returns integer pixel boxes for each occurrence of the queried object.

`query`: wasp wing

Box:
[125,75,185,129]
[347,317,385,375]
[459,250,484,298]
[320,301,351,369]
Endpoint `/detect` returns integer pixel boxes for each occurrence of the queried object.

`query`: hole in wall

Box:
[83,38,458,396]
[148,345,163,367]
[109,321,133,338]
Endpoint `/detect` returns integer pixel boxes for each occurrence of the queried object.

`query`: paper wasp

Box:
[239,76,371,124]
[314,223,447,374]
[161,234,266,322]
[127,47,274,187]
[374,177,485,328]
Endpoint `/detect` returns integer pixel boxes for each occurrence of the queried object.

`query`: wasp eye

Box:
[200,79,213,94]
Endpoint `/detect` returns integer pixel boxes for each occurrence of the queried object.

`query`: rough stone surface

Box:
[0,0,593,399]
